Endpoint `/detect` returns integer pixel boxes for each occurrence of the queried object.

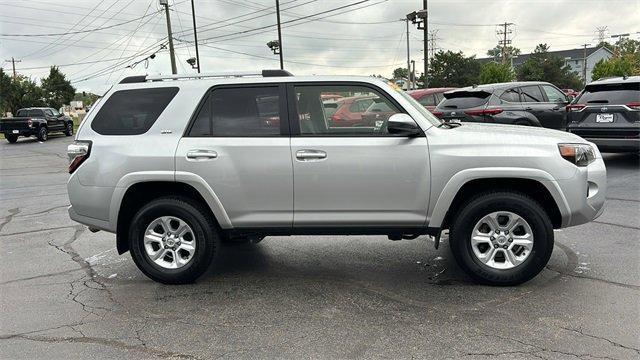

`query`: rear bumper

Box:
[2,129,37,136]
[582,138,639,153]
[567,127,640,153]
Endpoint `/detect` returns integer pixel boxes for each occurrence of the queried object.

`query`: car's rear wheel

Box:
[37,127,48,141]
[64,122,73,136]
[129,197,219,284]
[449,191,553,286]
[5,134,18,143]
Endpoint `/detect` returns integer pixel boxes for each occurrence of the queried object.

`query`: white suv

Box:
[67,70,606,285]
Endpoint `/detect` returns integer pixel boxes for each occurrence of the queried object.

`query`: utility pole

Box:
[275,0,284,70]
[4,57,21,79]
[423,0,428,88]
[595,26,608,45]
[428,29,440,59]
[581,43,590,84]
[160,0,177,75]
[497,22,514,65]
[190,0,201,73]
[405,18,411,90]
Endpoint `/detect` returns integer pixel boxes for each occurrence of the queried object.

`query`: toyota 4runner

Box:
[67,70,607,285]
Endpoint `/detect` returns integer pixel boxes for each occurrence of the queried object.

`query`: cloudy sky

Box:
[0,0,638,94]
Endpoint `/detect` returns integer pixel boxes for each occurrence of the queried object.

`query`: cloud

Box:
[1,0,637,93]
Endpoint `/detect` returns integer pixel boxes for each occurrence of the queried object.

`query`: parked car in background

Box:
[361,100,396,129]
[408,88,457,111]
[566,76,639,153]
[328,95,375,127]
[0,107,74,143]
[432,81,570,130]
[562,88,580,99]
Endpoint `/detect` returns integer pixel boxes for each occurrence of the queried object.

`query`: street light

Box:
[267,40,281,55]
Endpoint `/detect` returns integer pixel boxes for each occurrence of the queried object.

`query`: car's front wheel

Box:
[449,191,554,286]
[129,197,219,284]
[5,134,18,143]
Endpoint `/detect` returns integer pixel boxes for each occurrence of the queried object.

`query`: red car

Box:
[407,88,457,111]
[329,96,375,127]
[562,88,580,99]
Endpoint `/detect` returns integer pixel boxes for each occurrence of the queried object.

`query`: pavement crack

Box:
[16,204,69,217]
[560,326,640,355]
[592,220,640,230]
[1,225,78,237]
[0,207,20,233]
[0,268,84,286]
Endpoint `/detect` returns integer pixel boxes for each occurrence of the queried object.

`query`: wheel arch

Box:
[429,169,569,230]
[114,178,229,254]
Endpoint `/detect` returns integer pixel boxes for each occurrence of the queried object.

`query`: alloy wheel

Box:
[143,216,197,269]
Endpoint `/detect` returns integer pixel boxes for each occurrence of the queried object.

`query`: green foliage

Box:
[516,44,583,89]
[426,50,481,88]
[0,74,45,114]
[486,46,521,62]
[392,67,409,80]
[479,62,514,84]
[73,91,100,106]
[591,38,640,81]
[41,66,75,110]
[0,68,10,114]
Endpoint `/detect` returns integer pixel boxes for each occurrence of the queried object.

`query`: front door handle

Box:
[187,149,218,160]
[296,149,327,161]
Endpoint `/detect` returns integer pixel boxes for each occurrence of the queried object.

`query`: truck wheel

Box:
[129,196,219,284]
[64,122,73,136]
[449,191,553,286]
[5,134,18,143]
[37,127,48,141]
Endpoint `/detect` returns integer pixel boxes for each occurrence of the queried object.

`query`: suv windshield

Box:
[577,82,640,104]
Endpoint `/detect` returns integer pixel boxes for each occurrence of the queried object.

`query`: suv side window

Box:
[92,87,178,135]
[542,85,567,102]
[188,86,281,137]
[294,84,401,136]
[44,109,54,117]
[520,85,544,102]
[500,88,521,102]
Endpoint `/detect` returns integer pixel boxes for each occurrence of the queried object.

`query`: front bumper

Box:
[556,156,607,228]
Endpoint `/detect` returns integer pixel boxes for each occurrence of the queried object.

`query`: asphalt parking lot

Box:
[1,134,638,360]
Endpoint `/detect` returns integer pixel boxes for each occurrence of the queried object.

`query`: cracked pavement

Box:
[1,135,638,359]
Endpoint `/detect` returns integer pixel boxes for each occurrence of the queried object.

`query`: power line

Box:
[0,11,161,37]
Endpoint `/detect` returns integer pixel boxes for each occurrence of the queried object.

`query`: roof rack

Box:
[118,69,293,84]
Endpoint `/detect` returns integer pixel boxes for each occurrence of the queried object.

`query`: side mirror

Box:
[387,113,422,137]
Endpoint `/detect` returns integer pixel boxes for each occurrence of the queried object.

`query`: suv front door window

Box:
[520,85,566,129]
[289,83,430,226]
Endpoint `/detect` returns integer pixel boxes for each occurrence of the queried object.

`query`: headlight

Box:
[558,143,595,166]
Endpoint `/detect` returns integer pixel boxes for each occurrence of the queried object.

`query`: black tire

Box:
[449,191,554,286]
[37,127,48,141]
[5,134,18,143]
[129,196,220,284]
[64,122,74,136]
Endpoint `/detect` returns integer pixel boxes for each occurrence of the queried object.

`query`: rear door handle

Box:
[187,149,218,160]
[296,149,327,161]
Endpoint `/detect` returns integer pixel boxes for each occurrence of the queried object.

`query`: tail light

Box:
[626,102,640,110]
[464,107,503,116]
[67,140,91,174]
[27,118,33,127]
[430,111,444,118]
[566,104,585,112]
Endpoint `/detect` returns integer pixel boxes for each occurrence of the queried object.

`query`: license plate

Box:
[596,113,614,123]
[447,118,462,124]
[12,130,19,134]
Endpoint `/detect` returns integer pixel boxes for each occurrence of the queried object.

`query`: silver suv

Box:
[67,70,606,285]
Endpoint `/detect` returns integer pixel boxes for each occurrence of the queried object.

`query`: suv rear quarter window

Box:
[91,87,179,135]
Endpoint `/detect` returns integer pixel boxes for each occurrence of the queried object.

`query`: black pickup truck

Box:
[1,107,74,143]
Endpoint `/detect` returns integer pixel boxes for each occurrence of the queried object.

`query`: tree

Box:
[0,68,11,115]
[392,67,409,80]
[1,75,46,114]
[516,44,582,89]
[487,46,521,63]
[426,50,481,87]
[479,62,514,84]
[41,66,75,110]
[591,38,640,81]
